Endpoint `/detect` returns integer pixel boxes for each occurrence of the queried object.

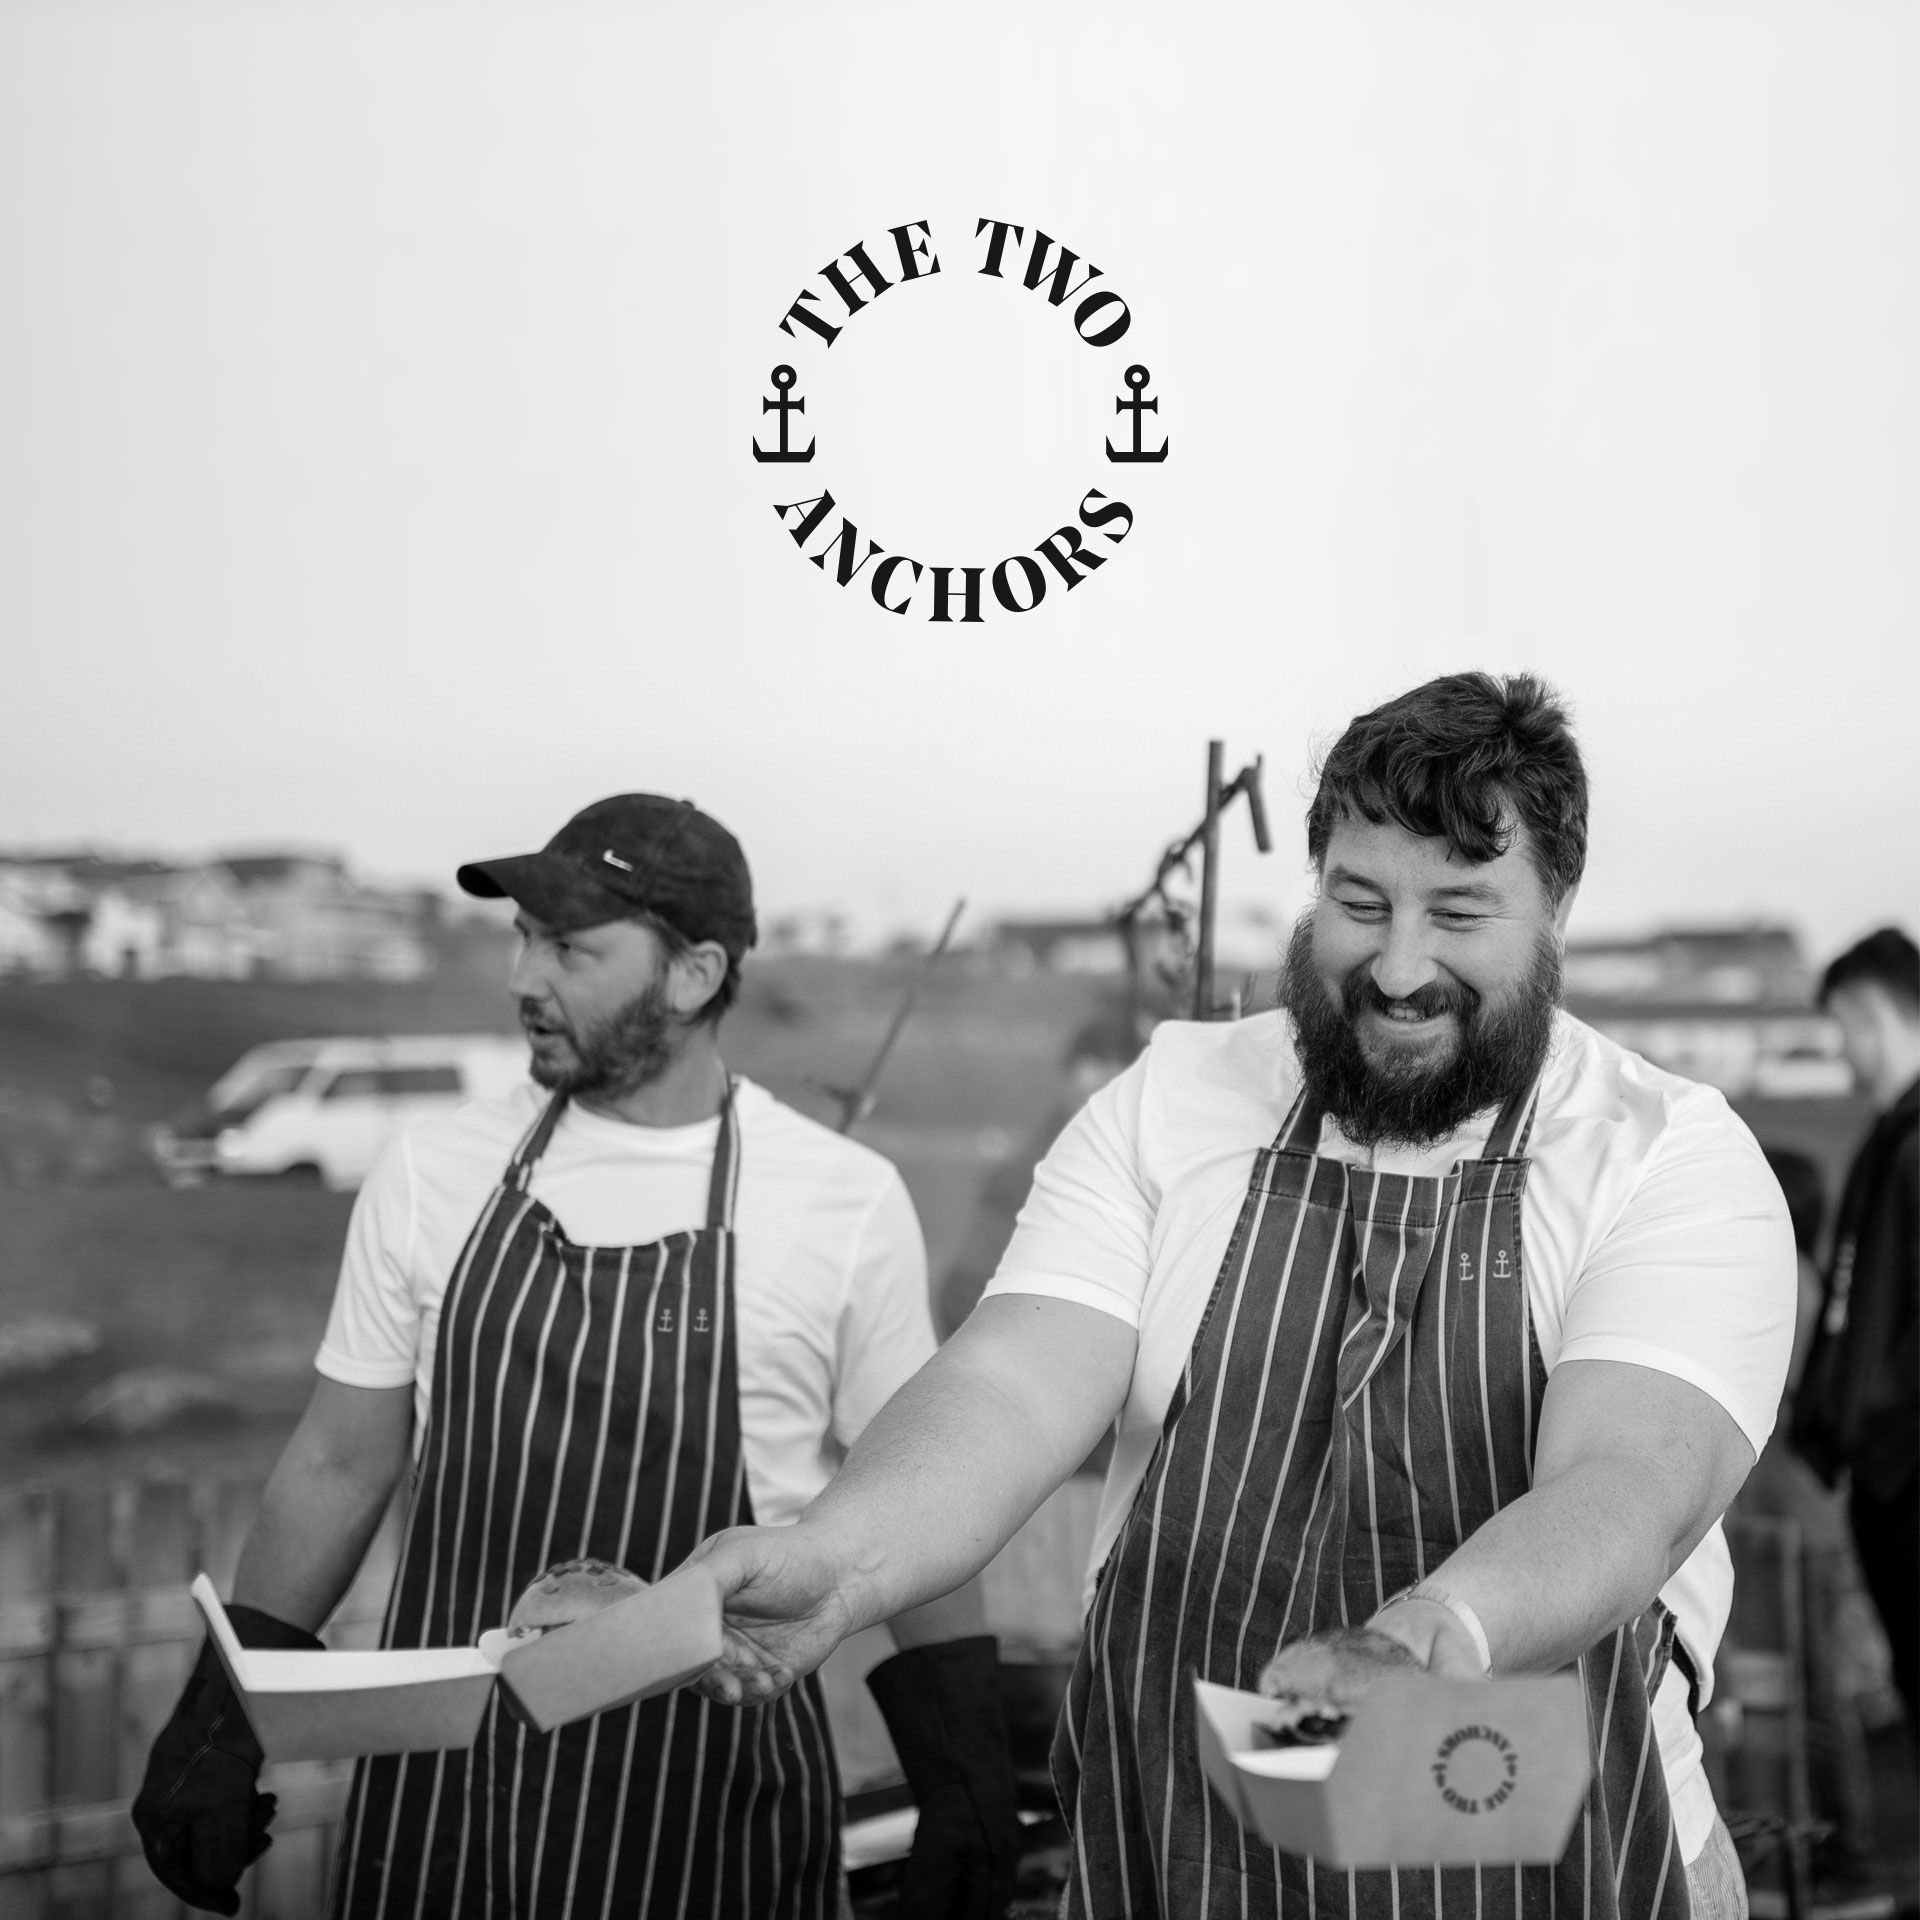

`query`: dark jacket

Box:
[1792,1078,1920,1501]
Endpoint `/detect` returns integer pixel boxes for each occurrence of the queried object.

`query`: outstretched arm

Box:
[691,1291,1136,1701]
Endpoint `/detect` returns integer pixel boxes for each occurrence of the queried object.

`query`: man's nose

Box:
[507,942,548,1001]
[1368,918,1441,1002]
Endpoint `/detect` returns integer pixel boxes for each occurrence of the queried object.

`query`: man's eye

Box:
[1337,898,1387,919]
[1434,912,1484,929]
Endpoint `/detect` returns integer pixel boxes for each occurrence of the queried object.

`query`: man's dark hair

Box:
[1306,672,1588,905]
[1760,1144,1826,1260]
[632,908,743,1027]
[1817,926,1920,1015]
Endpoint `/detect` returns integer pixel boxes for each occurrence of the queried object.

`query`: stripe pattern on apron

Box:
[332,1083,841,1920]
[1054,1076,1692,1919]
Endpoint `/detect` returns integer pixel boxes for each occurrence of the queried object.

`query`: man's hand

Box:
[132,1605,324,1914]
[1255,1625,1419,1710]
[683,1525,859,1706]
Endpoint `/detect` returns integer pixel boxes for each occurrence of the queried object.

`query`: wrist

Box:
[788,1515,891,1640]
[1373,1584,1493,1677]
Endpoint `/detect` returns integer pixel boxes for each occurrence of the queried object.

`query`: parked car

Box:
[155,1034,530,1190]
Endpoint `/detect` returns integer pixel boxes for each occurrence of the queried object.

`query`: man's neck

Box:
[573,1032,729,1128]
[1873,1025,1920,1110]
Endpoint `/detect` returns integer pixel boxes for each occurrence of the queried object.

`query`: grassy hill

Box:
[0,951,1120,1485]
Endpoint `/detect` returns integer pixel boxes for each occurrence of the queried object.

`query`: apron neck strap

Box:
[1482,1073,1543,1159]
[702,1077,741,1232]
[508,1088,571,1190]
[1275,1085,1322,1152]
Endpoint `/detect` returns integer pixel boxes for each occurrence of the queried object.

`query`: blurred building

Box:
[1566,923,1851,1099]
[992,918,1127,975]
[219,852,432,981]
[0,848,433,982]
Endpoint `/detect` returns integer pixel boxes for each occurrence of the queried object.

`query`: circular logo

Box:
[752,216,1169,623]
[1430,1725,1521,1816]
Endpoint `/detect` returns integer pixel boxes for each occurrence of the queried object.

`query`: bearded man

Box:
[134,795,1022,1919]
[691,675,1795,1920]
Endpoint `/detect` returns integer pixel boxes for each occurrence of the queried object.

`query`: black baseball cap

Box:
[457,795,757,956]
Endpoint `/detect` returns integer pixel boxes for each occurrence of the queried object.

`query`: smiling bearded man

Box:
[682,671,1798,1920]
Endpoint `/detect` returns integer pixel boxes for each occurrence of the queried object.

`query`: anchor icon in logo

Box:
[1105,364,1168,463]
[694,1307,711,1335]
[1492,1249,1512,1280]
[752,365,817,464]
[655,1302,675,1335]
[1458,1251,1474,1283]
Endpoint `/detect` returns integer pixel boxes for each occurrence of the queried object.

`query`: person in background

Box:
[133,794,1020,1920]
[1793,927,1920,1739]
[1737,1147,1888,1915]
[935,1012,1141,1343]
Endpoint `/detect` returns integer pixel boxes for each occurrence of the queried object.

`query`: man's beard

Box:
[523,980,678,1100]
[1279,913,1562,1149]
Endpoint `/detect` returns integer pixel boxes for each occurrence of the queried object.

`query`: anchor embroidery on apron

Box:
[1054,1074,1692,1919]
[333,1081,841,1920]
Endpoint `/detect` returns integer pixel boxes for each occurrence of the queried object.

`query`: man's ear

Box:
[1551,881,1580,940]
[667,940,730,1020]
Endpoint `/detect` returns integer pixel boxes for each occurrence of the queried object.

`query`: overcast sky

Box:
[2,1,1914,957]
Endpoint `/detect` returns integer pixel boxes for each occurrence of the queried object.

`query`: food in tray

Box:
[505,1558,648,1641]
[1249,1696,1350,1750]
[1250,1624,1421,1748]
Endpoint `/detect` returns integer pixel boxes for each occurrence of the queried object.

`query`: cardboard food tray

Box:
[192,1560,725,1758]
[1192,1672,1591,1868]
[491,1562,726,1733]
[192,1574,501,1762]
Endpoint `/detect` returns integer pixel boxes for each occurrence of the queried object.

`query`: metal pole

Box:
[1192,739,1223,1020]
[832,897,967,1132]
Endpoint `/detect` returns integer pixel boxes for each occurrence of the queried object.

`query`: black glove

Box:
[132,1602,324,1915]
[867,1635,1023,1920]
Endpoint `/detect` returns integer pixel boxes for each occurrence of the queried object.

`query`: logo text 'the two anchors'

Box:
[754,218,1168,623]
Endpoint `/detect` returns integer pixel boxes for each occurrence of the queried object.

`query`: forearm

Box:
[1371,1362,1754,1675]
[232,1384,411,1631]
[888,1576,987,1650]
[1384,1457,1689,1674]
[804,1295,1133,1636]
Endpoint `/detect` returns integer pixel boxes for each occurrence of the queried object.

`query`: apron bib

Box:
[332,1084,841,1920]
[1054,1079,1691,1919]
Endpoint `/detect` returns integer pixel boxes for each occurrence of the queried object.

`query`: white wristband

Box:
[1396,1582,1493,1675]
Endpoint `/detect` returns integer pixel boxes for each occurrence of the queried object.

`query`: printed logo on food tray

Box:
[754,218,1169,623]
[1430,1724,1521,1815]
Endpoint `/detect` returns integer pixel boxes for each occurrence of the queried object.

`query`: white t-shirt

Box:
[983,1008,1796,1861]
[316,1077,935,1530]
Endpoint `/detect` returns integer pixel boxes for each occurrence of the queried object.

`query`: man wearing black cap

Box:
[134,796,1022,1919]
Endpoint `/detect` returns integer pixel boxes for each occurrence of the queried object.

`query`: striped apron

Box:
[332,1083,841,1920]
[1054,1078,1692,1919]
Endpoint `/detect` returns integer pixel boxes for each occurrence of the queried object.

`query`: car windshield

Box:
[207,1058,313,1121]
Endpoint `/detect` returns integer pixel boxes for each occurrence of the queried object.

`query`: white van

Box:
[156,1034,531,1190]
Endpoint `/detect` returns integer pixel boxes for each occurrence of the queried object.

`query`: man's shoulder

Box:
[1537,1010,1756,1162]
[731,1077,906,1202]
[1133,1009,1302,1142]
[388,1079,548,1175]
[1143,1008,1298,1085]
